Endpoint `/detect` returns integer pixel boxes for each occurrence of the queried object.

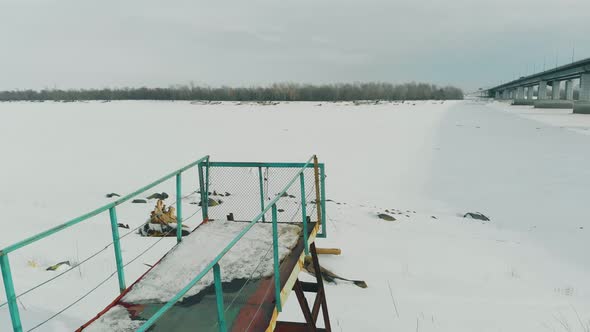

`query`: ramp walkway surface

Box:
[81,221,320,331]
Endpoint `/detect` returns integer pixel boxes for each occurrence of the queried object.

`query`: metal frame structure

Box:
[275,243,331,332]
[0,155,328,332]
[137,156,326,331]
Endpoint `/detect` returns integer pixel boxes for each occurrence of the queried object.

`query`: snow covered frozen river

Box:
[1,99,589,331]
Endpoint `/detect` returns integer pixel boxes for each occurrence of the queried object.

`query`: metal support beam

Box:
[275,243,332,332]
[213,263,228,332]
[258,167,266,222]
[319,164,327,238]
[299,173,309,255]
[176,173,183,243]
[109,207,126,293]
[0,254,22,332]
[198,163,208,222]
[272,204,282,312]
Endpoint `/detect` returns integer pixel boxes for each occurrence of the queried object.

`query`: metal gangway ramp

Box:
[1,155,331,332]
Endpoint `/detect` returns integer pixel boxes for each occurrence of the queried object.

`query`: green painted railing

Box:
[0,155,327,332]
[0,155,211,332]
[137,156,326,332]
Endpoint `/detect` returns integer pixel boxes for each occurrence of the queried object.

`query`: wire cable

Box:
[24,207,203,331]
[1,188,202,308]
[0,221,146,309]
[26,269,118,332]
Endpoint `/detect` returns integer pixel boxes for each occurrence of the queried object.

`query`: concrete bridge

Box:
[486,57,590,114]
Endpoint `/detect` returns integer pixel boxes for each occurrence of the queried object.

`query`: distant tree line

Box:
[0,82,463,102]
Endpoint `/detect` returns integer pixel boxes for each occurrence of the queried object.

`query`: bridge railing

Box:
[136,155,326,332]
[1,155,327,332]
[0,155,211,332]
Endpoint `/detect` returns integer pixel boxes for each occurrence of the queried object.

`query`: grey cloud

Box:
[0,0,589,90]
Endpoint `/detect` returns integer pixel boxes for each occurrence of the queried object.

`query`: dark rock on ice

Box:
[146,192,169,200]
[377,213,396,221]
[464,212,490,221]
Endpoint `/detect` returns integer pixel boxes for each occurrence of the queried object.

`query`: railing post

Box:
[319,163,327,238]
[108,207,126,293]
[299,173,309,255]
[313,156,325,238]
[176,173,183,243]
[198,163,208,222]
[213,263,227,332]
[271,204,282,312]
[1,254,23,332]
[258,167,266,222]
[205,157,210,203]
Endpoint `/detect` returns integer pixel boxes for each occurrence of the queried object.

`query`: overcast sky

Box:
[1,0,589,91]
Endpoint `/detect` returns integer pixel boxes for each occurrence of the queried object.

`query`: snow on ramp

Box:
[123,220,301,303]
[83,220,301,331]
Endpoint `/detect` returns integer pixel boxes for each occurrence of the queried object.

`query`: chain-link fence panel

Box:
[204,165,319,225]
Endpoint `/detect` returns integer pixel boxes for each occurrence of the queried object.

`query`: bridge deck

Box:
[79,220,318,332]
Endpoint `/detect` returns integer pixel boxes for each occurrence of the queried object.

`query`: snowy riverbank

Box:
[1,100,589,331]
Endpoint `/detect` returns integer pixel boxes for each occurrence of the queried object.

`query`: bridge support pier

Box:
[533,80,572,108]
[574,73,590,114]
[513,86,534,105]
[495,91,500,99]
[538,81,547,100]
[565,80,574,100]
[527,86,534,100]
[535,80,572,108]
[551,81,561,100]
[516,86,524,99]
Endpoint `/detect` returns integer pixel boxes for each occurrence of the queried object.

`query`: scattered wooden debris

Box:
[140,200,189,237]
[46,261,70,271]
[198,198,222,207]
[303,256,367,288]
[150,200,177,225]
[316,248,342,255]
